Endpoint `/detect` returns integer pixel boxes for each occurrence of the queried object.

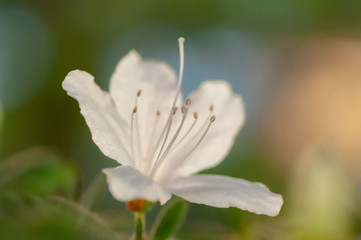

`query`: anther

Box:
[210,115,216,122]
[137,90,142,97]
[156,110,161,116]
[193,112,198,119]
[186,98,191,106]
[181,106,187,114]
[172,107,178,115]
[210,105,214,111]
[133,106,137,113]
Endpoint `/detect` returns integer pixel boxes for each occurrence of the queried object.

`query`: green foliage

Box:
[0,194,124,240]
[0,148,76,196]
[151,199,188,240]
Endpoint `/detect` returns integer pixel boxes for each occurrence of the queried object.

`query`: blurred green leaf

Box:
[151,199,188,240]
[0,194,125,240]
[0,147,76,197]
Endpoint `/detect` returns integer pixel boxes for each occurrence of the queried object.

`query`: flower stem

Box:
[135,212,144,240]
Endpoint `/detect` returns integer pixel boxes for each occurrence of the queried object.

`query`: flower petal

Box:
[168,174,283,216]
[63,70,132,166]
[103,166,172,205]
[155,81,245,181]
[109,51,181,170]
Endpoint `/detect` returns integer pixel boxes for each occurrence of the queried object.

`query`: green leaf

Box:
[151,199,188,240]
[0,195,125,240]
[0,147,76,197]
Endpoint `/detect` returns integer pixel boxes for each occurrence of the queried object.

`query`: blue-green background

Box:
[1,1,361,239]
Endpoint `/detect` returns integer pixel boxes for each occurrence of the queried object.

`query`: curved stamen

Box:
[147,107,178,174]
[143,110,161,171]
[186,115,216,157]
[131,106,138,166]
[147,110,161,154]
[150,105,190,178]
[157,115,216,182]
[131,90,142,168]
[172,111,198,149]
[147,39,186,174]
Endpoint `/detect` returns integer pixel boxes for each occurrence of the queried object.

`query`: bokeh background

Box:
[1,0,361,239]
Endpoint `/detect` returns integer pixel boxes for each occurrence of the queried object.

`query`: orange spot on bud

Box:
[126,199,146,212]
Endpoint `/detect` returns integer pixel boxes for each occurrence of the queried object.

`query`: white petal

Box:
[156,81,245,181]
[103,166,172,205]
[109,51,181,170]
[63,70,132,166]
[168,175,283,216]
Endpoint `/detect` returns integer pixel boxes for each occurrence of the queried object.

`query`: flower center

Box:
[129,38,216,180]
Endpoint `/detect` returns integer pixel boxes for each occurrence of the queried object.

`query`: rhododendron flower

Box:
[63,38,283,216]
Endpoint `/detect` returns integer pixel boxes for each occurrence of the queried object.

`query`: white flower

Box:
[62,38,283,216]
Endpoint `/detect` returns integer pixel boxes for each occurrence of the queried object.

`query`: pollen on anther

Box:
[137,90,142,97]
[172,107,178,115]
[193,112,198,119]
[210,115,216,122]
[186,98,191,106]
[210,104,214,111]
[181,106,187,114]
[133,106,137,113]
[156,110,161,116]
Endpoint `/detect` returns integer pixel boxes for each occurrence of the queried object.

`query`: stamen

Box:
[185,98,191,106]
[130,107,137,162]
[181,115,216,162]
[150,105,190,177]
[173,111,198,149]
[210,104,214,112]
[147,38,185,175]
[156,115,216,182]
[131,90,142,168]
[149,106,178,173]
[143,110,161,171]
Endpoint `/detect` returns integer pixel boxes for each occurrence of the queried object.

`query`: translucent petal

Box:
[168,174,283,216]
[63,70,132,165]
[109,51,181,171]
[103,166,172,204]
[156,81,245,181]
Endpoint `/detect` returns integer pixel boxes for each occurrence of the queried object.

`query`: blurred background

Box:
[1,0,361,239]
